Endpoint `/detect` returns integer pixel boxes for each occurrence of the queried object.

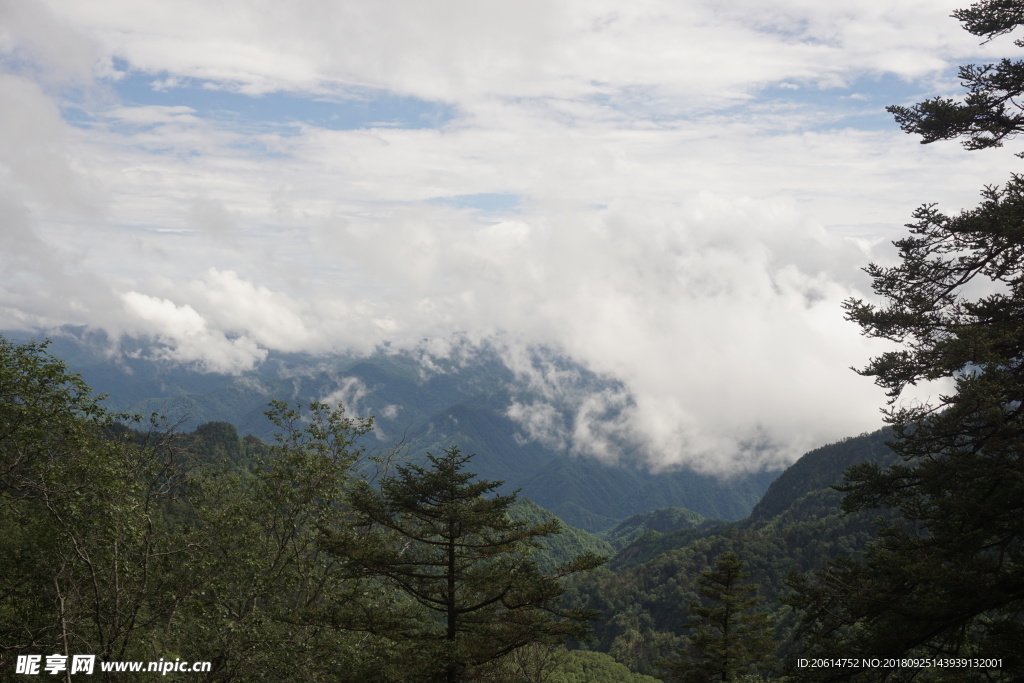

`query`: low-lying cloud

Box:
[0,0,1003,473]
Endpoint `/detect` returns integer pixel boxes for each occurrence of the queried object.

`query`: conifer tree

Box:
[888,0,1024,155]
[788,4,1024,680]
[325,446,604,682]
[788,178,1024,683]
[663,552,774,683]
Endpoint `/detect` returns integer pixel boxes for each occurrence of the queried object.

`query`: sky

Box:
[1,0,1021,475]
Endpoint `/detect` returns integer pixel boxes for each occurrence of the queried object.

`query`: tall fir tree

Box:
[787,177,1024,682]
[324,446,604,682]
[788,3,1024,680]
[663,552,774,683]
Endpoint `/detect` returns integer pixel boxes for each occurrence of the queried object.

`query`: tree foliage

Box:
[0,336,619,681]
[327,446,605,681]
[662,552,774,683]
[0,338,404,680]
[888,0,1024,155]
[172,400,404,681]
[549,649,661,682]
[788,5,1024,677]
[788,179,1024,682]
[0,338,192,676]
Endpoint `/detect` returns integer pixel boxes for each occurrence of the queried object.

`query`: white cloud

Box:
[509,400,569,451]
[35,0,998,108]
[0,74,104,212]
[121,291,267,373]
[0,0,1016,473]
[320,376,371,416]
[185,269,312,351]
[0,1,100,83]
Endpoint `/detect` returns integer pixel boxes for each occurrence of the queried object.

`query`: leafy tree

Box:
[174,400,405,682]
[549,649,661,682]
[326,446,605,682]
[0,336,404,682]
[888,0,1024,155]
[0,337,191,677]
[662,552,774,683]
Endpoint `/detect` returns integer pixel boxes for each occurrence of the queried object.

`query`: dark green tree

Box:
[550,649,662,682]
[662,552,774,683]
[787,6,1024,674]
[788,177,1024,682]
[888,0,1024,155]
[326,446,605,682]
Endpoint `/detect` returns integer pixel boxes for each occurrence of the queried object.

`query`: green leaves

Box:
[844,177,1024,407]
[174,400,393,681]
[0,338,403,681]
[885,2,1024,156]
[954,0,1024,43]
[0,337,194,670]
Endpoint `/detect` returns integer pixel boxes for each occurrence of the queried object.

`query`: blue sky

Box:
[1,0,1021,474]
[110,61,460,132]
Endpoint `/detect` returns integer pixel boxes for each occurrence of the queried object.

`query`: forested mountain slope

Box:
[565,428,898,677]
[747,428,894,523]
[9,329,779,531]
[601,507,721,553]
[161,415,899,679]
[2,332,909,681]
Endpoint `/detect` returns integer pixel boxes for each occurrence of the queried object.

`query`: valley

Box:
[0,330,901,680]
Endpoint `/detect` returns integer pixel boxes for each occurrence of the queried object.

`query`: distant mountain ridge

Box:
[566,426,900,675]
[172,396,901,677]
[747,427,894,523]
[5,328,781,531]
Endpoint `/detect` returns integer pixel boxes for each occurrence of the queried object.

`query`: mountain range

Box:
[2,328,905,677]
[8,328,779,531]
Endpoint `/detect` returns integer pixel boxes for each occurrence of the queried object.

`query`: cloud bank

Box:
[0,0,1011,473]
